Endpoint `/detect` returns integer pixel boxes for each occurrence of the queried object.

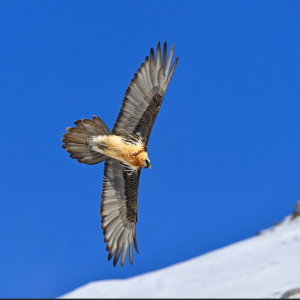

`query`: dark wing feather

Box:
[101,158,140,267]
[113,42,179,145]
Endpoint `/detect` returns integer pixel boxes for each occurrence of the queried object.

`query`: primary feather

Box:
[113,41,179,144]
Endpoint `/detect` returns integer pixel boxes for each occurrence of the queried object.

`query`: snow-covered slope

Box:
[61,210,300,299]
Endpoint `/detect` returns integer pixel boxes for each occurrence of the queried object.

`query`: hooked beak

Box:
[145,159,151,169]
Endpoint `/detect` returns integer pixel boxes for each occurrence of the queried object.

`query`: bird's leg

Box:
[86,136,108,152]
[85,135,97,147]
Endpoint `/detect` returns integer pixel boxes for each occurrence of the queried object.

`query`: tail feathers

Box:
[62,115,111,165]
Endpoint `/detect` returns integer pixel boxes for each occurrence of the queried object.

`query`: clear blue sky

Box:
[1,1,299,298]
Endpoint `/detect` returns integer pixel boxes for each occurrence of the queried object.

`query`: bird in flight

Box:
[62,42,179,267]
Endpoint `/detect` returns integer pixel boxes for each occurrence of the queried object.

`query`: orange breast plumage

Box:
[87,135,146,169]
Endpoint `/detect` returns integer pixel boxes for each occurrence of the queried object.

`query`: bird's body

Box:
[87,134,148,169]
[62,42,178,267]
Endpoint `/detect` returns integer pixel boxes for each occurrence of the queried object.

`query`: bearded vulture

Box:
[62,42,179,267]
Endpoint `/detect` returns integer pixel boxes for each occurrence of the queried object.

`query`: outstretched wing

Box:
[113,41,179,145]
[101,158,140,267]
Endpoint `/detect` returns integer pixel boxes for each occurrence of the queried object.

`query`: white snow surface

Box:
[61,215,300,298]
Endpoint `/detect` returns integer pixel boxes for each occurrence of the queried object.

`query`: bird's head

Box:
[136,151,151,169]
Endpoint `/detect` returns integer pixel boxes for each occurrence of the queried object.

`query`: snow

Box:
[60,214,300,299]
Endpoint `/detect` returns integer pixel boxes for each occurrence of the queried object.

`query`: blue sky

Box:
[1,1,300,298]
